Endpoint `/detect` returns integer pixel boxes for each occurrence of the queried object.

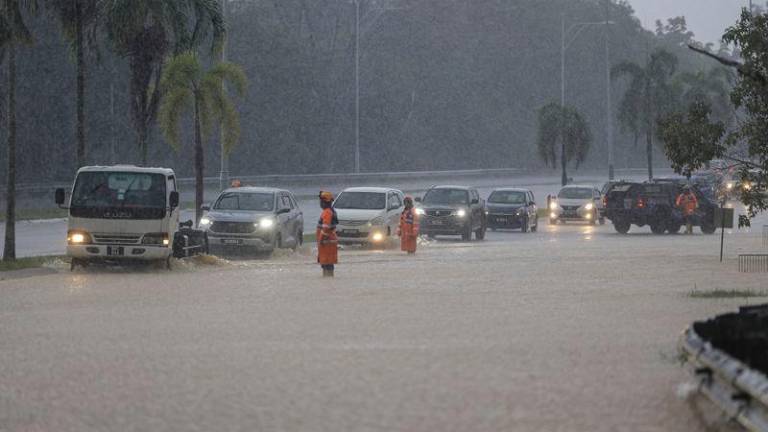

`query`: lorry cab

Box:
[56,165,181,268]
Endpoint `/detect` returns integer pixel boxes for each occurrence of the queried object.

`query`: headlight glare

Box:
[68,231,92,244]
[549,202,558,210]
[258,218,275,229]
[142,233,170,246]
[200,217,211,226]
[415,208,425,215]
[585,203,594,211]
[456,209,467,218]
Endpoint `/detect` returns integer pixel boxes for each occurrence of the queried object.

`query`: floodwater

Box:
[1,214,764,431]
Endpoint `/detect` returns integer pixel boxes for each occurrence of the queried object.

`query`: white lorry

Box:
[55,165,207,269]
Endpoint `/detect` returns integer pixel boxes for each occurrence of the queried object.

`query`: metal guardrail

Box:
[680,325,768,431]
[739,254,768,273]
[763,225,768,249]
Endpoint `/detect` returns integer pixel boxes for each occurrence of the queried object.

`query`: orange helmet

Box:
[230,179,242,188]
[319,191,334,202]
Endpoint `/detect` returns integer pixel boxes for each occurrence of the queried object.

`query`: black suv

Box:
[603,180,717,234]
[416,186,487,241]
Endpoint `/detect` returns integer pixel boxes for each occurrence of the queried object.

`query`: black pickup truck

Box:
[603,180,717,234]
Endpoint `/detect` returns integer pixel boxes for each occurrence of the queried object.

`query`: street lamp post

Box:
[219,0,229,190]
[561,15,614,185]
[354,0,360,174]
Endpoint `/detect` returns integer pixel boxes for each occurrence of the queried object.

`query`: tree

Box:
[101,0,224,165]
[673,67,734,126]
[0,0,38,262]
[158,52,246,224]
[612,49,678,180]
[46,0,99,168]
[658,100,726,179]
[536,103,592,186]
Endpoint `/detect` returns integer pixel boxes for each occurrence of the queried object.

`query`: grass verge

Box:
[0,208,67,222]
[0,255,65,272]
[688,288,768,299]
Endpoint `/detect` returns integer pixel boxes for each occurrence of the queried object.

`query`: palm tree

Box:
[100,0,224,165]
[1,0,38,262]
[674,67,733,126]
[536,103,593,186]
[46,0,99,168]
[612,49,678,180]
[158,52,246,224]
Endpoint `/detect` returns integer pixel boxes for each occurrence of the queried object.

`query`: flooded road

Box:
[1,218,763,431]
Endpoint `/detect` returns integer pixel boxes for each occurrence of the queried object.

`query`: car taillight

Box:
[636,198,645,208]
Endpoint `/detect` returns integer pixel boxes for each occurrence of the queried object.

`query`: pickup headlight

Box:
[67,230,92,245]
[456,209,467,218]
[257,217,275,229]
[415,208,425,216]
[142,233,170,246]
[549,201,558,210]
[199,217,211,226]
[585,203,594,211]
[370,216,386,226]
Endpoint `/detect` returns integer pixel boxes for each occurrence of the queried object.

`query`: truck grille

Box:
[210,221,256,234]
[426,209,453,217]
[93,234,141,245]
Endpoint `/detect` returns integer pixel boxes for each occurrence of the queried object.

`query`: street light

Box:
[561,15,614,184]
[219,0,229,190]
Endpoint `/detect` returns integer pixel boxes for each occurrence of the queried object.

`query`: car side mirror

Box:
[471,198,479,205]
[277,208,290,215]
[169,191,180,209]
[201,204,210,212]
[529,201,536,206]
[415,197,422,203]
[55,188,66,206]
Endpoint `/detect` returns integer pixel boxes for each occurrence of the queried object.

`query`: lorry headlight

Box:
[585,203,594,211]
[456,209,467,218]
[258,218,275,229]
[142,233,170,246]
[549,202,558,210]
[68,230,92,245]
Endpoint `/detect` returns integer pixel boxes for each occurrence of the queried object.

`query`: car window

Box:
[334,192,386,210]
[488,191,526,204]
[422,189,469,205]
[281,194,292,210]
[289,194,299,210]
[558,188,592,199]
[215,192,275,211]
[529,191,535,203]
[391,193,402,208]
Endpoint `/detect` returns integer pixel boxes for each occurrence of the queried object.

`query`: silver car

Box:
[200,187,304,255]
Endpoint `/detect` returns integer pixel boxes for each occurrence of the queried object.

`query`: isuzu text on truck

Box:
[55,165,208,269]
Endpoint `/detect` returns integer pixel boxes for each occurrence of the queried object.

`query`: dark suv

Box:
[603,181,717,234]
[416,186,487,241]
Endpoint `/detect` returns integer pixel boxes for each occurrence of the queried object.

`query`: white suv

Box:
[333,187,405,245]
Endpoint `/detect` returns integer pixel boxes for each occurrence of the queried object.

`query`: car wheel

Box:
[461,224,472,241]
[475,223,486,240]
[701,222,716,235]
[531,217,538,232]
[599,216,606,225]
[613,220,630,234]
[521,218,528,233]
[667,223,682,234]
[650,222,666,235]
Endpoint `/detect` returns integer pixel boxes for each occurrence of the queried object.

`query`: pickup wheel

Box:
[521,217,529,233]
[613,220,630,234]
[461,224,472,241]
[667,223,682,234]
[701,222,716,235]
[475,222,486,240]
[531,217,538,232]
[650,222,666,235]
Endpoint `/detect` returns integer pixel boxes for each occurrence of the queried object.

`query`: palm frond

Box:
[158,86,193,152]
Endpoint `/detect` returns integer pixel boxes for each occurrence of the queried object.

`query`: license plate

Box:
[431,220,445,226]
[564,211,577,217]
[221,239,242,245]
[495,217,509,223]
[106,246,124,256]
[340,229,359,235]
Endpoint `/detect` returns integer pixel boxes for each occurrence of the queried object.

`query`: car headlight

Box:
[370,216,386,226]
[549,201,558,210]
[726,182,734,190]
[142,233,170,246]
[371,232,384,242]
[199,217,211,226]
[585,203,594,211]
[516,209,523,216]
[67,230,92,245]
[415,208,425,216]
[456,209,467,218]
[744,181,752,191]
[257,217,275,229]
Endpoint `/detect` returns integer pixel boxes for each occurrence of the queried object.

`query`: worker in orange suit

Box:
[316,191,339,277]
[675,185,699,234]
[398,196,419,254]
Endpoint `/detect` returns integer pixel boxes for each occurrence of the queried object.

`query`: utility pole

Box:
[354,0,361,173]
[605,7,614,181]
[560,14,567,186]
[219,0,229,190]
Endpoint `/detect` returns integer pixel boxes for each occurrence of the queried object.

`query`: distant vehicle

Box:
[603,180,717,234]
[416,185,487,241]
[549,185,604,225]
[200,187,303,255]
[55,165,207,269]
[333,187,405,245]
[486,188,538,232]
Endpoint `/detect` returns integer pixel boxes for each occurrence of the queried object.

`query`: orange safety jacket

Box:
[398,208,419,252]
[316,208,338,265]
[676,192,698,216]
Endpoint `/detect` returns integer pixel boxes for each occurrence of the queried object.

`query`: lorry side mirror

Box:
[55,188,66,207]
[169,191,179,209]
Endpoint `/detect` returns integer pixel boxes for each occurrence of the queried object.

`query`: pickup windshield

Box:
[558,188,592,199]
[71,172,167,209]
[333,192,386,210]
[488,191,526,204]
[423,189,469,205]
[214,192,275,211]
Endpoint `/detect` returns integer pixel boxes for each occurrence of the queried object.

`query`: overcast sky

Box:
[629,0,751,44]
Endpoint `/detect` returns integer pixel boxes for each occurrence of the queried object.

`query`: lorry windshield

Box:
[558,188,592,199]
[422,189,469,205]
[71,172,167,209]
[333,192,386,210]
[214,192,275,211]
[488,191,526,204]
